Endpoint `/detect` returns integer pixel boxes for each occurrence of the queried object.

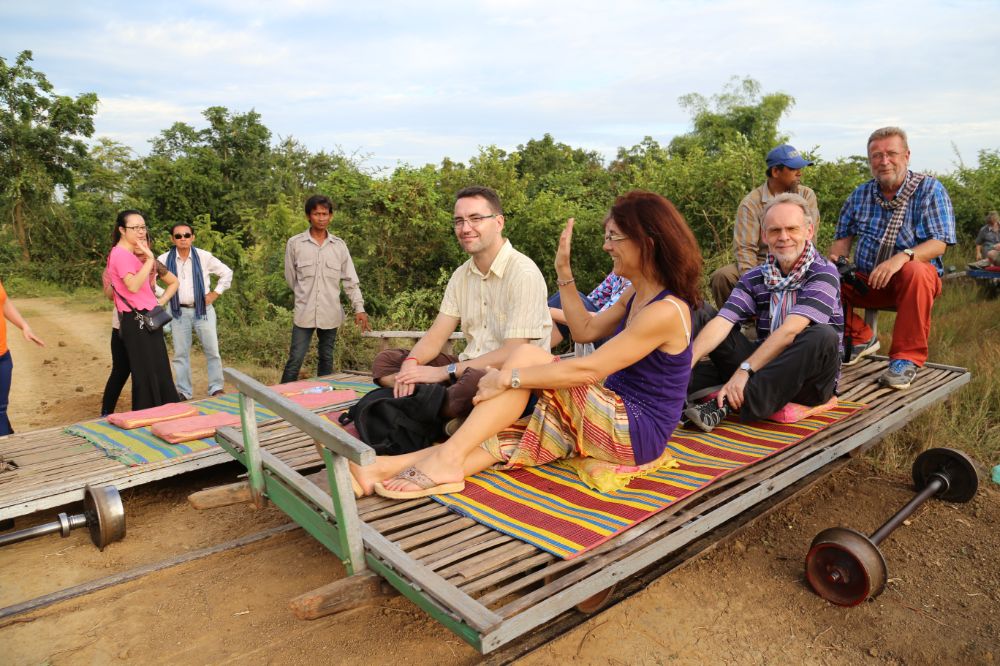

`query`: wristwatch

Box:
[738,361,755,378]
[446,362,458,384]
[902,248,915,261]
[510,368,521,389]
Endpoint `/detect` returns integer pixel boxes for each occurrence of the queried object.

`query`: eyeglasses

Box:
[126,225,147,232]
[452,214,498,229]
[869,151,904,162]
[604,231,628,243]
[173,232,193,239]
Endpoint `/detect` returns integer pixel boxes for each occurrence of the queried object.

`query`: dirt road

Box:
[1,296,998,664]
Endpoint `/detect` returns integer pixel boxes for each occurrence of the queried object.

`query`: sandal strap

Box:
[395,466,436,490]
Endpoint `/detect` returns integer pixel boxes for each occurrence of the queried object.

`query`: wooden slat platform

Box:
[216,356,970,653]
[0,372,365,521]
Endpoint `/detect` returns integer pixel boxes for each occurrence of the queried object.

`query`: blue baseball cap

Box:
[766,144,813,169]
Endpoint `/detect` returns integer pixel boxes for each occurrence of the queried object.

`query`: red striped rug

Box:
[432,401,865,559]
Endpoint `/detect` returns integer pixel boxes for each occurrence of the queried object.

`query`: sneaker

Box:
[843,336,880,366]
[968,259,990,270]
[211,390,225,397]
[684,400,730,433]
[444,417,465,437]
[879,359,918,390]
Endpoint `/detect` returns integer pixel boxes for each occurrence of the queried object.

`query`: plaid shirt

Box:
[586,272,630,312]
[836,172,956,274]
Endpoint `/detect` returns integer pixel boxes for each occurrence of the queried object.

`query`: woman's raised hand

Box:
[554,217,575,280]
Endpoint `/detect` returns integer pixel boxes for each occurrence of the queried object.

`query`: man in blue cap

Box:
[709,144,821,308]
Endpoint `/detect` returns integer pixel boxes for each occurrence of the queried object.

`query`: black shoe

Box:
[843,336,880,366]
[684,400,729,432]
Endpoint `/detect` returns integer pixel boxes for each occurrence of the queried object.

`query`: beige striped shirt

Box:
[440,239,551,361]
[733,183,820,275]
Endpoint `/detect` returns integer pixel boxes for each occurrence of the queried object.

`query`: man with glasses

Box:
[709,144,820,309]
[372,185,551,423]
[686,194,843,432]
[830,127,956,390]
[281,195,370,383]
[158,223,233,399]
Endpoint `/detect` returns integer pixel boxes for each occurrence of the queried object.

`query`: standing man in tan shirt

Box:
[709,144,820,308]
[281,195,370,382]
[371,185,551,420]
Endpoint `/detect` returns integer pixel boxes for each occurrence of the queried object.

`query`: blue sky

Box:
[3,1,999,174]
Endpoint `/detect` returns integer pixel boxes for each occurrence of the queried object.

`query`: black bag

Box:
[339,384,446,455]
[110,283,172,333]
[141,305,172,332]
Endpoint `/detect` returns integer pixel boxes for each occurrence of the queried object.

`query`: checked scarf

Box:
[874,170,926,266]
[762,241,819,333]
[165,247,207,320]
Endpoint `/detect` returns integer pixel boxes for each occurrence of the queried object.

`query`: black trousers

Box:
[101,328,131,416]
[689,323,841,422]
[119,310,180,410]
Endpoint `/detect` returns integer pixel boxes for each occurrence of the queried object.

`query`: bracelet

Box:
[556,277,575,287]
[403,356,419,364]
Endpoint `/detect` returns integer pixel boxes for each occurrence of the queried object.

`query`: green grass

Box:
[865,273,1000,472]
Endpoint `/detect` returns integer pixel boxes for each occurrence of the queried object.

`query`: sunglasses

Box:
[173,232,193,239]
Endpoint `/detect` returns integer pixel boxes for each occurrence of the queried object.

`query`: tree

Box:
[668,76,794,158]
[0,50,97,260]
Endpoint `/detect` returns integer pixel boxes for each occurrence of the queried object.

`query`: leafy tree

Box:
[939,149,1000,238]
[0,50,97,260]
[668,76,794,158]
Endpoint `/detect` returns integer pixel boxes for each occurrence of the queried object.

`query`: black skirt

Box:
[118,309,180,410]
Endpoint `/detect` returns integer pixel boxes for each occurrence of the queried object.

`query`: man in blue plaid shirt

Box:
[829,127,956,390]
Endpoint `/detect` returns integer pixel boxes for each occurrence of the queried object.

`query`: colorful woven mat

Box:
[432,400,865,559]
[65,378,376,466]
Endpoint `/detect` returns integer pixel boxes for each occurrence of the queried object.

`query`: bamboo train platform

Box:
[213,355,971,655]
[0,372,367,521]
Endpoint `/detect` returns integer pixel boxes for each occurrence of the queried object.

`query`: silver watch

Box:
[738,361,754,378]
[510,368,521,389]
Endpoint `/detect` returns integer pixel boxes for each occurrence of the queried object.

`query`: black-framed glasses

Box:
[604,231,628,243]
[126,225,147,232]
[173,232,193,239]
[452,214,498,229]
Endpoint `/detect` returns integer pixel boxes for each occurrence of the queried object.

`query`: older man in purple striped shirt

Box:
[685,193,843,432]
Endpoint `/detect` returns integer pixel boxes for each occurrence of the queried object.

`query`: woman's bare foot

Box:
[378,449,465,494]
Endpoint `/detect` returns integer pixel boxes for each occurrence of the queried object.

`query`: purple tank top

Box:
[603,289,692,465]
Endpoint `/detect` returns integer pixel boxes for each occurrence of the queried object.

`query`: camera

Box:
[835,256,868,294]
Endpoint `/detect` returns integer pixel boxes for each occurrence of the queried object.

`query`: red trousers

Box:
[841,261,942,366]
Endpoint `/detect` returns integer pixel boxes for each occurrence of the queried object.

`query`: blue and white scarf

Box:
[762,241,818,332]
[166,247,207,320]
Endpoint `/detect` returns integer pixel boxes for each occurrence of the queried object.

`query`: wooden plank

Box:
[288,571,397,620]
[460,553,556,596]
[393,518,480,551]
[361,524,503,633]
[367,503,453,532]
[223,368,374,465]
[187,481,252,509]
[438,541,540,582]
[421,533,513,570]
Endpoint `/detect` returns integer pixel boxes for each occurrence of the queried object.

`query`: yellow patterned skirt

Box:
[481,383,677,491]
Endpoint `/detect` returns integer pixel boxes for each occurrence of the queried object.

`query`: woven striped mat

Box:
[65,378,376,466]
[432,401,865,559]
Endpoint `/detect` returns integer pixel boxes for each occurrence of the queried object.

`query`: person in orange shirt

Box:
[0,278,46,436]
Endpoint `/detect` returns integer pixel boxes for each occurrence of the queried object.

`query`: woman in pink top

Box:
[106,210,180,410]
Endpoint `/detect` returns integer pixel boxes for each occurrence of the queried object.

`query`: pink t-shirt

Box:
[107,246,157,312]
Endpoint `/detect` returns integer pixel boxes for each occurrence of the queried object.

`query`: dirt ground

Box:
[1,296,998,665]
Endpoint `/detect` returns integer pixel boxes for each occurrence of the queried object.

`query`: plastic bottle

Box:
[301,386,332,394]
